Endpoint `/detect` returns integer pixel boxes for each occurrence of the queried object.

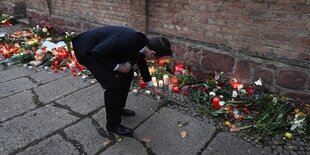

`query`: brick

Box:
[298,53,310,61]
[284,91,310,103]
[266,64,277,70]
[264,34,289,41]
[235,60,252,79]
[245,2,268,10]
[201,50,235,73]
[290,0,307,4]
[308,78,310,90]
[253,67,274,85]
[276,69,308,90]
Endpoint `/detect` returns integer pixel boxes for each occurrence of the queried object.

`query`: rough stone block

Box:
[0,77,37,98]
[135,107,216,155]
[30,70,70,84]
[100,138,147,155]
[56,83,104,115]
[0,67,35,83]
[64,118,108,155]
[235,60,252,79]
[253,67,273,85]
[202,50,235,72]
[0,105,78,154]
[16,135,78,155]
[276,69,308,90]
[202,132,271,155]
[0,90,36,122]
[122,92,160,129]
[34,76,90,104]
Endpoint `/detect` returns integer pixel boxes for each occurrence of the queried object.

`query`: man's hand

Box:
[150,86,161,96]
[117,64,130,73]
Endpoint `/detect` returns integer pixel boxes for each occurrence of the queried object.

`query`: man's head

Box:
[144,37,172,60]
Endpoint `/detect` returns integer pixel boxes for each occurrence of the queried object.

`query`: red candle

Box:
[139,80,146,89]
[171,76,178,84]
[212,97,220,110]
[173,86,179,93]
[247,86,254,96]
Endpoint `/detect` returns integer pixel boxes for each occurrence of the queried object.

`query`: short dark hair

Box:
[147,37,172,57]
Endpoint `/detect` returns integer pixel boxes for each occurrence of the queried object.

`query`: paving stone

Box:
[100,137,148,155]
[17,134,78,155]
[0,105,79,154]
[34,76,90,104]
[0,90,36,122]
[92,108,107,129]
[122,93,160,129]
[0,77,37,98]
[30,70,70,84]
[202,132,271,155]
[56,83,104,115]
[64,118,108,155]
[0,67,36,83]
[135,107,216,155]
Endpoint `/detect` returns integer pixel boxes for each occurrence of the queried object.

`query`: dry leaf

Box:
[177,120,189,127]
[180,130,188,138]
[143,137,151,143]
[116,137,123,142]
[103,140,111,146]
[229,125,240,132]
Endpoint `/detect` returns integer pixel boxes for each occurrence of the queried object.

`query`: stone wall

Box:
[0,0,26,18]
[1,0,309,101]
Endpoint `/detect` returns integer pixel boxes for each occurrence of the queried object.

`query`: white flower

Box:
[254,78,263,86]
[42,27,48,33]
[272,97,278,104]
[134,72,137,77]
[209,91,216,97]
[219,95,224,99]
[232,90,238,98]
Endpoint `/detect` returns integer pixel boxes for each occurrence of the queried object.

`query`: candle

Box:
[158,80,164,88]
[171,76,178,85]
[212,96,220,110]
[168,84,173,93]
[163,74,169,85]
[154,81,158,88]
[173,86,179,93]
[247,86,254,96]
[139,80,146,89]
[152,77,157,83]
[132,89,138,95]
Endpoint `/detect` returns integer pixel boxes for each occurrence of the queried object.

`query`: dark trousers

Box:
[75,52,133,125]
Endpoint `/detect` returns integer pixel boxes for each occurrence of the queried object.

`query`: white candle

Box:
[154,81,158,88]
[152,77,157,83]
[158,80,164,88]
[163,74,169,85]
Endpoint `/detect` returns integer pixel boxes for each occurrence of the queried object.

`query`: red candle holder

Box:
[171,76,178,85]
[139,80,146,89]
[173,86,179,93]
[212,96,220,110]
[247,86,254,96]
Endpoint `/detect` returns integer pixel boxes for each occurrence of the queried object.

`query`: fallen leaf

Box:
[103,140,111,146]
[229,125,240,132]
[143,137,151,143]
[177,120,189,127]
[180,130,188,138]
[116,137,123,142]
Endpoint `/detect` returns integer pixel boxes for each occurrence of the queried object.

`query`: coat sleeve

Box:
[137,55,151,83]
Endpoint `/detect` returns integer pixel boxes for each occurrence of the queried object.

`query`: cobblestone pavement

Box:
[1,25,309,155]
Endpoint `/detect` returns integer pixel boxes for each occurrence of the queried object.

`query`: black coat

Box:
[72,26,152,83]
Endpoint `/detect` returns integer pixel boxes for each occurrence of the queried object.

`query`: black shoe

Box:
[106,124,133,136]
[121,108,136,116]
